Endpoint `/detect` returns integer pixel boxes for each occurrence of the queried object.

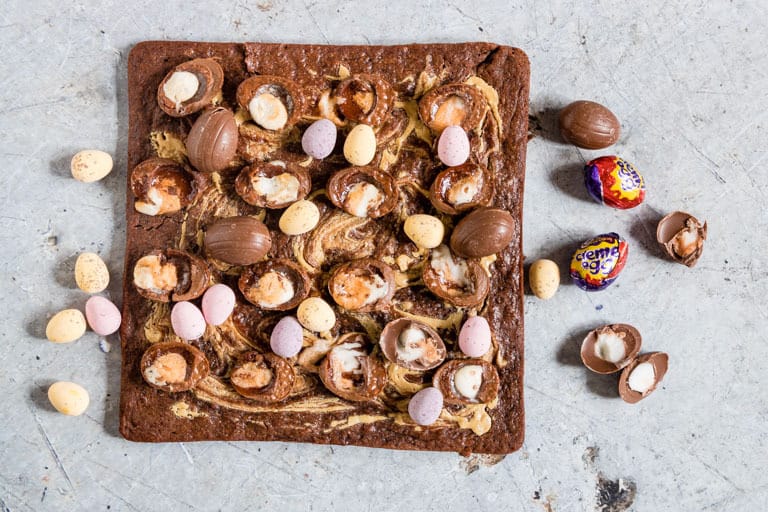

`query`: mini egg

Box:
[343,124,376,166]
[201,284,236,326]
[458,316,491,357]
[297,297,336,332]
[270,316,304,358]
[569,233,628,291]
[85,296,121,336]
[48,381,90,416]
[46,309,87,343]
[584,156,645,209]
[437,125,470,167]
[302,119,337,159]
[171,301,207,340]
[529,259,559,299]
[408,387,444,426]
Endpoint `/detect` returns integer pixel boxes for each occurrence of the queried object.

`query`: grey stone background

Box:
[1,1,766,510]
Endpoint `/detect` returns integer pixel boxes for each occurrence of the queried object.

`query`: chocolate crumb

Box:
[596,473,637,512]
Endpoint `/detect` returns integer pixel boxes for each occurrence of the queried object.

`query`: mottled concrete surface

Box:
[1,1,766,511]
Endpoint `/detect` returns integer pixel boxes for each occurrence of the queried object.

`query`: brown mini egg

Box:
[580,324,642,374]
[656,211,707,267]
[618,352,669,404]
[238,259,311,311]
[230,351,295,402]
[379,318,447,371]
[140,341,210,392]
[318,332,387,402]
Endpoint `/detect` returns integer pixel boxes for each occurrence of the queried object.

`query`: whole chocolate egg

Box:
[584,156,645,209]
[569,233,628,291]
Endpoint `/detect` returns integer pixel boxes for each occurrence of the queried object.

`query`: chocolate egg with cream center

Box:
[584,156,645,209]
[569,232,628,291]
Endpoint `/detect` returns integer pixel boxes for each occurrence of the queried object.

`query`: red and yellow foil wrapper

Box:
[584,156,645,209]
[570,233,629,291]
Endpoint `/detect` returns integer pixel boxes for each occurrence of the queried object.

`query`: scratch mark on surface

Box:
[449,3,483,24]
[179,443,194,465]
[693,453,745,492]
[91,478,143,512]
[32,409,74,493]
[302,0,330,44]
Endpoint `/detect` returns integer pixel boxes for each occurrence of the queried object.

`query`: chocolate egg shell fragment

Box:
[239,259,310,311]
[319,333,387,402]
[157,58,224,117]
[334,74,394,126]
[235,160,311,209]
[186,107,239,174]
[450,207,515,258]
[140,341,210,393]
[433,359,500,405]
[423,245,489,307]
[619,352,669,404]
[656,211,707,267]
[236,75,303,131]
[204,216,272,266]
[430,163,493,215]
[130,158,197,216]
[133,249,210,302]
[559,100,620,149]
[328,258,395,312]
[379,318,446,371]
[327,166,397,218]
[230,351,295,402]
[580,324,642,374]
[418,83,488,133]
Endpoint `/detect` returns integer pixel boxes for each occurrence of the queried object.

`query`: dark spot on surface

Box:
[595,304,604,311]
[533,490,541,500]
[478,26,484,32]
[461,453,506,474]
[596,473,636,512]
[583,446,599,467]
[580,35,587,45]
[36,355,40,360]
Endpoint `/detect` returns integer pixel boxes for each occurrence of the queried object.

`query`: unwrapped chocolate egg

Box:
[569,233,628,291]
[584,156,645,209]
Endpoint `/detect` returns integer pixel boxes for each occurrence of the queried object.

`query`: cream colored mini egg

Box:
[46,309,87,343]
[529,259,560,299]
[279,200,320,235]
[75,252,110,293]
[343,124,376,166]
[71,150,113,182]
[48,381,90,416]
[297,297,336,332]
[404,214,444,249]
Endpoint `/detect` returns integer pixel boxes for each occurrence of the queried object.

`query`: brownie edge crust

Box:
[120,41,529,455]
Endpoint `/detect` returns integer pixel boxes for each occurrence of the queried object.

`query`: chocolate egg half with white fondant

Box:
[580,323,642,374]
[423,245,489,307]
[618,351,669,404]
[133,249,210,302]
[239,259,311,311]
[656,211,707,267]
[379,318,446,371]
[433,359,500,405]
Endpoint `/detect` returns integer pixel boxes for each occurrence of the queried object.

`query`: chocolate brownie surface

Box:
[121,41,529,454]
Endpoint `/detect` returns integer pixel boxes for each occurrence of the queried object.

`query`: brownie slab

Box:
[120,41,529,454]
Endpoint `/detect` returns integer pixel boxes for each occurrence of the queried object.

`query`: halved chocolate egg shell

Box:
[429,163,493,215]
[238,259,311,311]
[422,245,489,308]
[236,75,304,131]
[619,352,669,404]
[656,211,707,267]
[580,324,642,374]
[235,160,311,209]
[328,258,395,312]
[140,341,210,392]
[333,74,395,126]
[157,58,224,117]
[318,332,387,402]
[133,249,210,302]
[379,318,447,371]
[327,166,398,218]
[130,158,198,216]
[418,83,488,133]
[433,359,500,405]
[230,351,295,403]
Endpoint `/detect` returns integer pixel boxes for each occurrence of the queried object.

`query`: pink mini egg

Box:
[302,119,337,159]
[458,316,492,357]
[171,301,206,341]
[201,284,236,326]
[408,387,444,426]
[85,296,121,336]
[437,125,470,167]
[270,316,304,358]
